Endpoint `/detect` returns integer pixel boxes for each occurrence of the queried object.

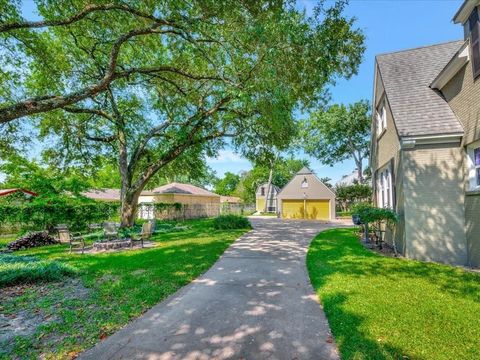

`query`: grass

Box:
[213,214,252,230]
[0,218,248,360]
[307,228,480,360]
[0,254,77,287]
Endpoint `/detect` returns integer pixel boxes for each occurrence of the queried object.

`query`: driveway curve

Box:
[80,217,343,360]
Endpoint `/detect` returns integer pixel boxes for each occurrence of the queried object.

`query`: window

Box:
[261,187,265,196]
[467,143,480,190]
[376,100,387,135]
[301,177,308,188]
[376,163,393,208]
[467,7,480,78]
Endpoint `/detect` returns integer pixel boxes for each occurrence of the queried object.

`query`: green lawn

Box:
[0,219,248,360]
[307,228,480,360]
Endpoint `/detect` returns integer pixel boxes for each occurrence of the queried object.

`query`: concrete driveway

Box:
[80,217,344,360]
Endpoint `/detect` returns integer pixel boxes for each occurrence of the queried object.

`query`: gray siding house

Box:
[371,0,480,267]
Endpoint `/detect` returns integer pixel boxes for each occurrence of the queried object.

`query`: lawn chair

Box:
[55,224,85,254]
[103,222,118,241]
[131,221,153,248]
[86,223,103,242]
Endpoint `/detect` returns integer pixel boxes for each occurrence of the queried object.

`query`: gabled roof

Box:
[148,182,219,197]
[0,188,37,197]
[82,188,120,201]
[376,40,465,137]
[296,166,313,175]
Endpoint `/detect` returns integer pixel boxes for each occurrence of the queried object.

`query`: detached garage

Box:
[277,167,335,220]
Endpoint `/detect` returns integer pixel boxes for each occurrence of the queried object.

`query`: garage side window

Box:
[301,177,308,188]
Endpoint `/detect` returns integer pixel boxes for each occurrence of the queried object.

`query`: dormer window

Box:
[261,187,265,196]
[376,99,387,135]
[301,177,308,188]
[466,6,480,78]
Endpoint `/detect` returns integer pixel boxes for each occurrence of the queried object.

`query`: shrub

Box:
[7,231,58,251]
[213,215,252,230]
[0,254,77,287]
[352,203,398,227]
[0,200,121,233]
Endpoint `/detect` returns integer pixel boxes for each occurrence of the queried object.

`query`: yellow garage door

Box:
[306,200,330,220]
[282,199,330,220]
[282,200,305,219]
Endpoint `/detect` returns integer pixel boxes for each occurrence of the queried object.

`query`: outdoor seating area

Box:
[54,220,158,254]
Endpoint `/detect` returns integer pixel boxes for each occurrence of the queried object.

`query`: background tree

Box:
[335,183,372,212]
[214,172,240,196]
[319,177,333,189]
[302,100,371,182]
[2,1,364,226]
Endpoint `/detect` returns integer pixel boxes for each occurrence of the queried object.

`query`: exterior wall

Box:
[255,183,279,212]
[441,60,480,267]
[442,62,480,145]
[277,173,336,220]
[371,97,401,171]
[465,192,480,267]
[402,143,468,265]
[371,90,404,251]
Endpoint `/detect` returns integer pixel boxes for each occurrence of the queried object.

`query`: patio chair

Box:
[55,224,85,254]
[86,223,103,242]
[103,222,118,241]
[131,221,153,248]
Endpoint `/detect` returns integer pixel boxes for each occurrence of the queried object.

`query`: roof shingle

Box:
[376,40,465,137]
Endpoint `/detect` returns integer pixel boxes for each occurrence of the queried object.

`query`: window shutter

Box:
[390,158,396,209]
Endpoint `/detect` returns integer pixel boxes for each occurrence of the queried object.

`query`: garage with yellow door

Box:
[277,167,335,221]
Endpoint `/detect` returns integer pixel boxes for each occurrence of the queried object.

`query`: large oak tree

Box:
[1,1,365,226]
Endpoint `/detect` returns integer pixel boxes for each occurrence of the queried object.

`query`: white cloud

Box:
[207,150,244,164]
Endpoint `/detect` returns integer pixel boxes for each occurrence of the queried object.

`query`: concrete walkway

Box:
[80,217,345,360]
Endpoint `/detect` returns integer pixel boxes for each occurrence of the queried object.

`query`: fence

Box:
[138,202,255,221]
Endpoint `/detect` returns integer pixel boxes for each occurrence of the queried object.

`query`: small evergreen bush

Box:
[213,215,251,230]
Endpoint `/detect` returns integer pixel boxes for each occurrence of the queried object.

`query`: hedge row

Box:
[0,202,121,233]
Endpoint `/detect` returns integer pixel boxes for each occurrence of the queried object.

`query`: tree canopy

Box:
[301,100,371,182]
[213,172,240,196]
[1,1,365,225]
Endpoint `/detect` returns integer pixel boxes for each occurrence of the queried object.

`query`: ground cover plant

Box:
[307,228,480,360]
[0,218,247,359]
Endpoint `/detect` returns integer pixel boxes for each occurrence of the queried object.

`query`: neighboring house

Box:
[220,196,241,204]
[255,183,280,213]
[335,170,360,187]
[277,167,336,220]
[370,0,480,267]
[139,182,220,205]
[82,189,121,202]
[0,188,37,198]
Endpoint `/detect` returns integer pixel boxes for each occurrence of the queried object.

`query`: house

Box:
[138,182,220,205]
[335,170,360,187]
[370,0,480,267]
[255,183,280,213]
[0,188,37,198]
[82,189,121,202]
[277,167,336,220]
[220,196,241,204]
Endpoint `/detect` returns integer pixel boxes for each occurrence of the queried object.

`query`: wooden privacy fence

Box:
[138,202,255,220]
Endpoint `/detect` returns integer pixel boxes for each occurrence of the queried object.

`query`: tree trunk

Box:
[263,165,274,213]
[355,156,363,183]
[120,189,141,227]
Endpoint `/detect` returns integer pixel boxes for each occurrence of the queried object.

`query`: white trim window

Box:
[467,141,480,190]
[376,163,393,208]
[376,99,387,136]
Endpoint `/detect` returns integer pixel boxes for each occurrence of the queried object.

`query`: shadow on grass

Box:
[307,228,480,360]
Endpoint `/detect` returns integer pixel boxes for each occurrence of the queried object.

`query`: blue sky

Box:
[16,0,464,184]
[208,0,464,183]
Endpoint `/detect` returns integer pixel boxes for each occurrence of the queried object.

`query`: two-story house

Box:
[371,0,480,267]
